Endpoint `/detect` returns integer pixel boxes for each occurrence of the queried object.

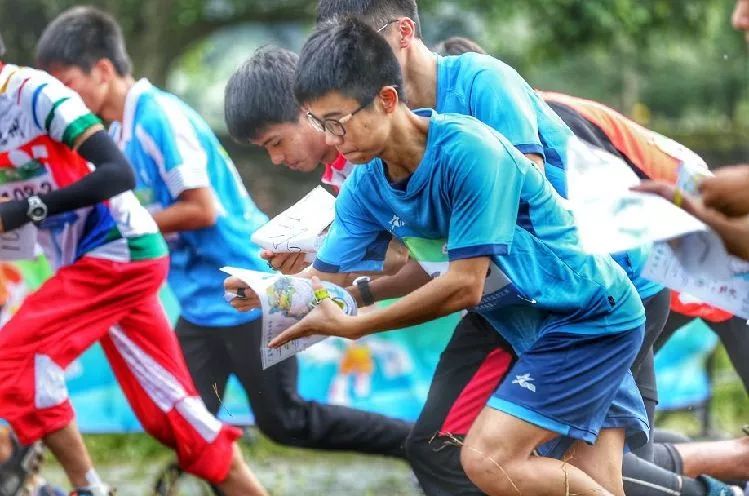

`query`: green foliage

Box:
[1,0,745,156]
[0,0,313,83]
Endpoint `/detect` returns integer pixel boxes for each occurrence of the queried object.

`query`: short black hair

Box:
[36,6,131,76]
[295,17,404,108]
[433,36,487,56]
[316,0,421,38]
[224,46,301,142]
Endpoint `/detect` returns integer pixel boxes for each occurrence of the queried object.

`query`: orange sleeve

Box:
[540,91,681,184]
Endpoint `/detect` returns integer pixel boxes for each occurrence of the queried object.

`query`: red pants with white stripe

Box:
[0,256,240,484]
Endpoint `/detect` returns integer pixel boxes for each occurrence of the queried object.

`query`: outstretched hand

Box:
[630,180,701,218]
[632,180,749,261]
[268,277,355,348]
[699,165,749,217]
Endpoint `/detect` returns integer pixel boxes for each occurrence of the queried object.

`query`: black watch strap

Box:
[356,278,375,306]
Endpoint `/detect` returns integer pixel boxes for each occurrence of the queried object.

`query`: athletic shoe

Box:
[0,432,44,496]
[68,486,114,496]
[698,475,744,496]
[27,478,65,496]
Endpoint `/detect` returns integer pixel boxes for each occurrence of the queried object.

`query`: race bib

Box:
[0,223,37,260]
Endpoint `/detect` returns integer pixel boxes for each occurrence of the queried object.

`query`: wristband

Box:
[353,276,375,306]
[313,287,331,304]
[673,187,683,208]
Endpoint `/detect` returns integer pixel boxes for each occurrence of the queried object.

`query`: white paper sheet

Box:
[642,241,749,320]
[565,137,706,254]
[0,224,37,260]
[250,186,336,254]
[221,267,357,369]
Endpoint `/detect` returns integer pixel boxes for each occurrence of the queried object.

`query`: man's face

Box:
[304,91,391,165]
[733,0,749,41]
[48,63,110,115]
[251,114,337,172]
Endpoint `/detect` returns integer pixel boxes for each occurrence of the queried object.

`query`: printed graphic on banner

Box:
[221,266,357,369]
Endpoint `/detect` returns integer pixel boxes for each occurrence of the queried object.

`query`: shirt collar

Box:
[116,77,152,146]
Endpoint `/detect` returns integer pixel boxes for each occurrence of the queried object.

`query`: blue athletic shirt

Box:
[111,79,269,327]
[314,110,645,353]
[435,52,662,300]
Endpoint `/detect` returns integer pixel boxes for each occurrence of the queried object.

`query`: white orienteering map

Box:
[566,137,749,318]
[565,137,706,254]
[642,241,749,319]
[250,186,336,257]
[221,267,358,369]
[641,162,749,319]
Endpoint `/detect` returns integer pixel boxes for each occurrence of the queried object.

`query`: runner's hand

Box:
[633,180,749,260]
[699,165,749,217]
[269,277,352,348]
[224,276,261,312]
[631,180,701,217]
[260,249,310,274]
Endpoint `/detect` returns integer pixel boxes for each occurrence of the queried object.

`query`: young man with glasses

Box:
[233,18,650,495]
[316,0,671,476]
[224,45,518,496]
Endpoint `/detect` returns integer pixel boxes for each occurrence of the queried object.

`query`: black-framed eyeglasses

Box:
[306,100,370,137]
[376,18,400,33]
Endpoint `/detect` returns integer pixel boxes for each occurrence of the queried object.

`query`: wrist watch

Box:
[26,196,48,223]
[353,276,375,306]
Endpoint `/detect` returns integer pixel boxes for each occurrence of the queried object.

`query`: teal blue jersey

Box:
[111,79,270,326]
[314,110,644,353]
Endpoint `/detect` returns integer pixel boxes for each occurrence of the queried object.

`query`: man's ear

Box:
[378,86,400,113]
[397,18,418,48]
[91,58,118,84]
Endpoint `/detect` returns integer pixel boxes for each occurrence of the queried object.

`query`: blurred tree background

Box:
[1,0,747,214]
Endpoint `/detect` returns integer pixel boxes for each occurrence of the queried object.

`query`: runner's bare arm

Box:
[268,257,490,346]
[346,259,430,307]
[261,238,409,277]
[151,187,218,234]
[698,164,749,217]
[633,180,749,261]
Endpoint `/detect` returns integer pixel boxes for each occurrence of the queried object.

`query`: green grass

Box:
[42,431,417,495]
